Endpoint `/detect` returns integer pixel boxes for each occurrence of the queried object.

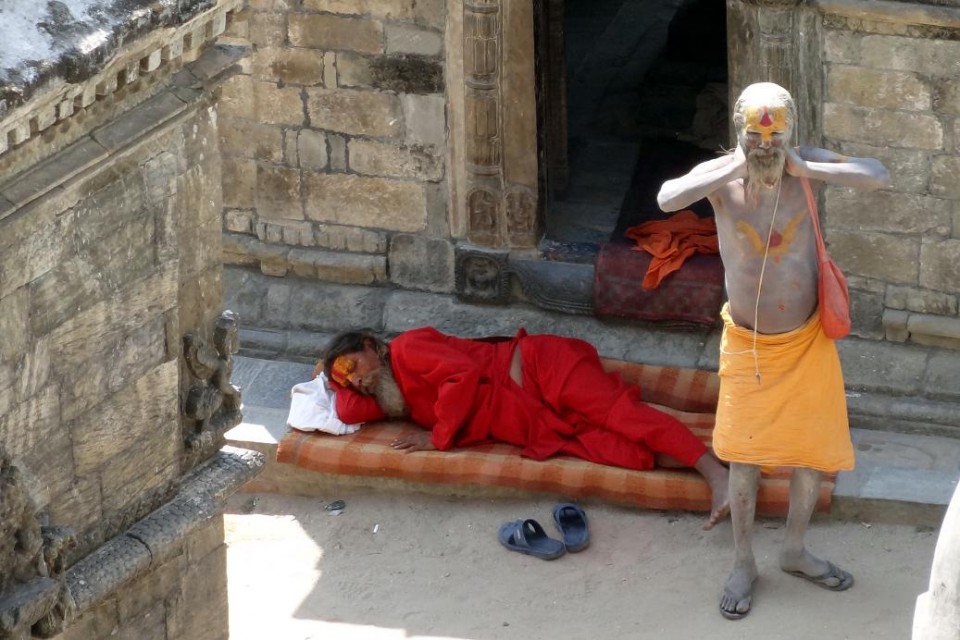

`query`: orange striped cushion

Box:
[276,360,835,515]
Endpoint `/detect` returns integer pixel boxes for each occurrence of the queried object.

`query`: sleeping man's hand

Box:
[391,431,436,452]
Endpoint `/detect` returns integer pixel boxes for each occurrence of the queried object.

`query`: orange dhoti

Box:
[713,303,855,473]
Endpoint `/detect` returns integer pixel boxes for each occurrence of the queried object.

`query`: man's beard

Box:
[745,148,785,203]
[372,366,408,418]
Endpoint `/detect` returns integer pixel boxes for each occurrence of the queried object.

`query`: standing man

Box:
[657,82,889,619]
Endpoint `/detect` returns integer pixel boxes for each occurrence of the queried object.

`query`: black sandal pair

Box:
[497,503,590,560]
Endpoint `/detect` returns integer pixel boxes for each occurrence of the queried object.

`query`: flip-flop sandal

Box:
[719,585,751,620]
[498,519,566,560]
[784,561,854,591]
[552,502,590,552]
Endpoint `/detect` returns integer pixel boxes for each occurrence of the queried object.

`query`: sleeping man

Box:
[317,326,731,529]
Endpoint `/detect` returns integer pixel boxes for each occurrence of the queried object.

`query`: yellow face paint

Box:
[330,355,356,386]
[742,105,789,144]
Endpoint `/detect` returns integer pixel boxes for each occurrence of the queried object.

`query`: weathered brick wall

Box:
[0,93,230,638]
[0,7,262,631]
[0,98,221,557]
[817,12,960,348]
[221,0,453,313]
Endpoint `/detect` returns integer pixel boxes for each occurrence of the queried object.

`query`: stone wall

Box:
[51,517,229,640]
[224,0,960,349]
[728,0,960,350]
[223,0,960,433]
[221,0,454,306]
[819,11,960,349]
[0,1,262,637]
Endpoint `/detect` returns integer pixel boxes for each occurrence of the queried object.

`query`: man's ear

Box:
[361,337,377,352]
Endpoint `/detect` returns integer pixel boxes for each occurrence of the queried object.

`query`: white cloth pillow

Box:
[286,372,361,435]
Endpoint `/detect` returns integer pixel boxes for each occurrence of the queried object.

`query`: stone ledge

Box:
[0,0,244,158]
[30,446,265,638]
[848,391,960,438]
[223,233,389,284]
[0,577,60,639]
[883,308,960,350]
[812,0,960,28]
[0,43,245,224]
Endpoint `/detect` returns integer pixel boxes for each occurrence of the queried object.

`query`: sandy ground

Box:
[224,491,938,640]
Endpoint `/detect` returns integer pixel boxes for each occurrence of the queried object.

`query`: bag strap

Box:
[799,175,827,260]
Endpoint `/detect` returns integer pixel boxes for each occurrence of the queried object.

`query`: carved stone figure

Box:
[0,449,77,639]
[506,186,536,246]
[0,453,43,591]
[467,188,498,233]
[182,310,244,467]
[455,246,509,303]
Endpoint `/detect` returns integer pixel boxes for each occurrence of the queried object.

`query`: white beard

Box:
[373,366,408,418]
[745,148,786,204]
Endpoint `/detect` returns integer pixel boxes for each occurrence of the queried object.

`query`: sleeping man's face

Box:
[333,343,383,395]
[331,340,407,418]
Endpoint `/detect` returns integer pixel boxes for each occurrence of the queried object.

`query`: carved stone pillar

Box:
[726,0,823,146]
[456,0,541,250]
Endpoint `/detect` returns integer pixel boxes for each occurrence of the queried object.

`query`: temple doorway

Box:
[537,0,729,251]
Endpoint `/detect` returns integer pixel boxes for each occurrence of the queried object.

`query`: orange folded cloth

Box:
[625,210,719,290]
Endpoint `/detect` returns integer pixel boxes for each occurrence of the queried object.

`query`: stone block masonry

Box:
[221,0,452,293]
[819,7,960,348]
[0,27,263,639]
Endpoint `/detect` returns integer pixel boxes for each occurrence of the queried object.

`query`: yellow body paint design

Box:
[736,210,805,258]
[743,105,789,144]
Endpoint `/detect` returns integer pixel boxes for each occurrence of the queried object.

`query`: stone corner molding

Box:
[808,0,960,29]
[0,0,244,158]
[883,308,960,348]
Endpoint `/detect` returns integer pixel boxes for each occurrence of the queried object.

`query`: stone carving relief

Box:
[465,90,501,170]
[182,310,243,469]
[464,9,499,86]
[463,0,506,248]
[455,245,510,304]
[467,187,499,245]
[505,186,536,246]
[0,449,76,639]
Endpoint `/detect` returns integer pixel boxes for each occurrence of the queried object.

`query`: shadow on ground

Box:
[224,491,936,640]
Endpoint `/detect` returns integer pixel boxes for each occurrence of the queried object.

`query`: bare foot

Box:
[695,454,730,530]
[704,489,730,531]
[720,565,757,620]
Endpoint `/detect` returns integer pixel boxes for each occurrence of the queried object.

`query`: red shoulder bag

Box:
[800,176,850,339]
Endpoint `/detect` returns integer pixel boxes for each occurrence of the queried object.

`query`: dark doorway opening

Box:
[536,0,729,253]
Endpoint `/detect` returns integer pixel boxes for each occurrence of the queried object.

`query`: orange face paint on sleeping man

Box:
[330,355,356,387]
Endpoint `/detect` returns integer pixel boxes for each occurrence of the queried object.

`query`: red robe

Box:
[335,327,707,471]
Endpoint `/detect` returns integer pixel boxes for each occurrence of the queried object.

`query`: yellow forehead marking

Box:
[743,105,788,143]
[331,355,356,386]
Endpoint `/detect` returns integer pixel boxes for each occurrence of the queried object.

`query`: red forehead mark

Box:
[759,108,773,127]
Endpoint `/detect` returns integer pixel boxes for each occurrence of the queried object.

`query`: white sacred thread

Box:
[721,178,783,383]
